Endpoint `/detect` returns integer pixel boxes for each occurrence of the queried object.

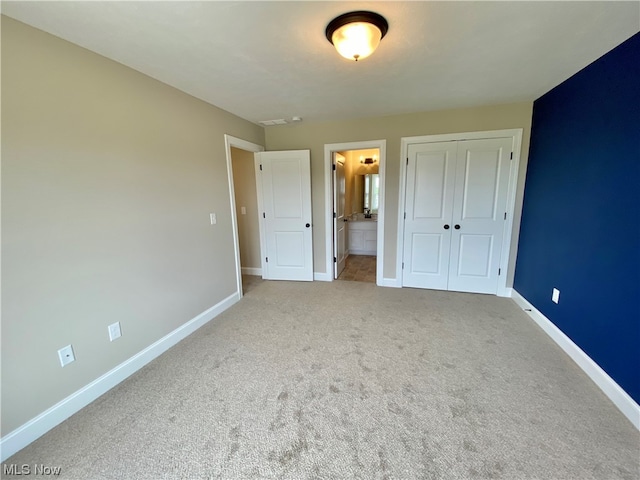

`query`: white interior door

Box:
[333,154,347,278]
[448,138,512,294]
[402,137,512,294]
[256,150,313,281]
[402,142,457,289]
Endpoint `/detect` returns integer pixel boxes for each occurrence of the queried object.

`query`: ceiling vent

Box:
[258,119,288,126]
[258,117,302,126]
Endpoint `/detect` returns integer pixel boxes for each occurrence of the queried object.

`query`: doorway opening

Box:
[324,140,387,285]
[224,135,264,298]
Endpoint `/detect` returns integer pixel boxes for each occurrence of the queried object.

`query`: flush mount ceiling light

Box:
[326,11,389,61]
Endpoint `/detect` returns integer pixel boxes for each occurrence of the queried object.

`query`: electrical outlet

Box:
[58,345,75,367]
[240,206,246,215]
[552,288,560,304]
[108,322,122,342]
[210,213,217,225]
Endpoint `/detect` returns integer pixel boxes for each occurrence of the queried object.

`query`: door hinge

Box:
[402,262,405,269]
[333,164,336,171]
[406,157,409,165]
[266,257,269,263]
[404,212,406,219]
[263,212,265,218]
[510,152,513,160]
[259,164,263,171]
[498,268,501,275]
[504,212,507,220]
[334,257,337,263]
[333,212,336,219]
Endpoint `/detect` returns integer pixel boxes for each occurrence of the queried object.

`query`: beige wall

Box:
[1,17,264,435]
[230,147,261,270]
[265,103,533,282]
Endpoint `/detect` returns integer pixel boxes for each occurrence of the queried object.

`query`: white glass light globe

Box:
[332,22,382,61]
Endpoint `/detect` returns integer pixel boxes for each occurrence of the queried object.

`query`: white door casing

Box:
[401,136,513,294]
[256,150,313,281]
[224,135,265,298]
[333,153,347,278]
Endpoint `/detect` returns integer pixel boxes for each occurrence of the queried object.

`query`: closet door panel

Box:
[448,138,512,294]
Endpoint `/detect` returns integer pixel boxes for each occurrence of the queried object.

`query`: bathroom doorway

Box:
[324,140,387,285]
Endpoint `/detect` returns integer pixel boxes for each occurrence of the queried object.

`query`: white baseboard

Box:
[498,287,513,298]
[313,271,333,282]
[0,292,241,462]
[241,267,262,276]
[511,289,640,430]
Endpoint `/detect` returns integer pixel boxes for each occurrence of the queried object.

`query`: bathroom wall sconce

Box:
[360,154,378,164]
[326,11,389,61]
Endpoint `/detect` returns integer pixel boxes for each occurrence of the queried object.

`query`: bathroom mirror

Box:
[353,174,380,214]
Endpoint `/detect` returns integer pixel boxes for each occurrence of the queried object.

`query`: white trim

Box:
[224,135,265,298]
[397,129,523,295]
[241,267,262,276]
[511,289,640,430]
[0,293,241,461]
[497,131,523,296]
[380,277,402,288]
[324,140,387,286]
[313,271,332,282]
[501,287,514,298]
[253,152,268,280]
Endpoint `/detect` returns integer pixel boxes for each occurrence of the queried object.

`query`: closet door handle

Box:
[454,224,461,230]
[444,224,450,230]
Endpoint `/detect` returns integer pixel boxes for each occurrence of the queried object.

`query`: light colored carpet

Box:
[3,280,639,479]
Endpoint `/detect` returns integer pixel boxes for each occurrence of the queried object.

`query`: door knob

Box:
[444,224,450,230]
[454,224,460,230]
[305,223,311,228]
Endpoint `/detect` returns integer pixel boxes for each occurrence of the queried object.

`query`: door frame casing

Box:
[323,139,387,285]
[333,153,347,279]
[224,134,265,298]
[397,129,523,296]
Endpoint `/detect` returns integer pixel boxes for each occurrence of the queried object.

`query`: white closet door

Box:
[402,142,458,289]
[448,138,512,294]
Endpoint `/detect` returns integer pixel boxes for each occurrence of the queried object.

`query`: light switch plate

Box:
[210,213,217,225]
[552,288,560,304]
[241,206,246,215]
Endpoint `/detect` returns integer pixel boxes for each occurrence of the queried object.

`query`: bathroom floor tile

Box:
[337,255,376,284]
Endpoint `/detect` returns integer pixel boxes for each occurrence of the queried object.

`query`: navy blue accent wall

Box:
[514,33,640,403]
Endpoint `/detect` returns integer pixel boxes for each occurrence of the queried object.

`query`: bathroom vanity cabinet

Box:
[348,220,377,255]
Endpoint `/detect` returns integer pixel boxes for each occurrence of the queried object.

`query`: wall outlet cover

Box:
[58,345,75,367]
[108,322,122,341]
[552,288,560,304]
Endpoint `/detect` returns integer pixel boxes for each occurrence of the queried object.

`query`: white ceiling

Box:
[2,1,638,125]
